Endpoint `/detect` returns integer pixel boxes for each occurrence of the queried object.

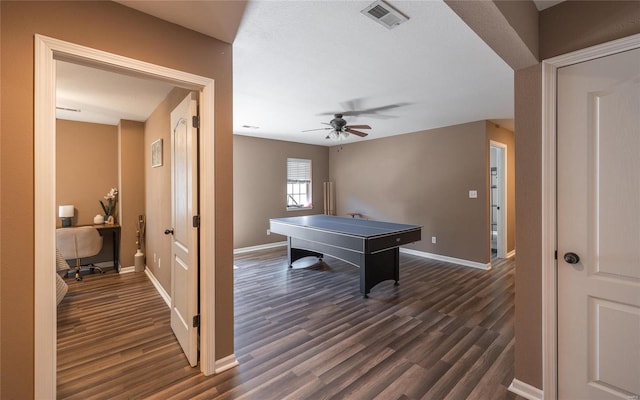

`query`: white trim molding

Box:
[506,249,516,259]
[540,33,640,400]
[145,268,171,308]
[214,353,239,374]
[119,266,136,274]
[509,379,543,400]
[235,243,493,271]
[234,241,287,254]
[34,34,218,399]
[400,248,492,270]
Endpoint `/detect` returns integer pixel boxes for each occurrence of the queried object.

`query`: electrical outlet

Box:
[158,258,161,269]
[267,229,271,235]
[469,190,478,198]
[153,252,156,263]
[432,236,437,244]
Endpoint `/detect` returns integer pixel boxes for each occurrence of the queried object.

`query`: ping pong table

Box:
[269,215,422,297]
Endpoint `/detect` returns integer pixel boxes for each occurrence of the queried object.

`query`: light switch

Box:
[469,190,478,198]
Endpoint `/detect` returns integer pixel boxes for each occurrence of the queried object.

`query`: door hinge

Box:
[193,215,200,228]
[192,115,200,129]
[193,314,200,328]
[554,250,558,260]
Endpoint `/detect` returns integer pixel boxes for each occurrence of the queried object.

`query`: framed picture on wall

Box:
[151,139,163,168]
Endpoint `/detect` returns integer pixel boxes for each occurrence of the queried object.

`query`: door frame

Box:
[34,35,223,398]
[489,140,507,259]
[541,32,640,400]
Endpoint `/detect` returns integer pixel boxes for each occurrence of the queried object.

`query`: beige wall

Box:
[513,0,640,390]
[56,119,119,226]
[233,135,330,249]
[145,88,191,290]
[57,119,144,269]
[487,122,516,254]
[0,2,234,397]
[119,120,145,268]
[539,1,640,60]
[329,121,491,264]
[514,64,544,387]
[448,1,640,390]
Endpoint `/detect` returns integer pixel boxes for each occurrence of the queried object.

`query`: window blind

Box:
[287,158,311,182]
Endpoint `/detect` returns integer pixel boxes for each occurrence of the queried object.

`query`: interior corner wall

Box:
[0,2,234,397]
[233,135,330,249]
[514,63,544,389]
[119,120,145,268]
[512,2,640,391]
[329,121,490,264]
[144,87,191,291]
[56,119,118,226]
[487,122,516,254]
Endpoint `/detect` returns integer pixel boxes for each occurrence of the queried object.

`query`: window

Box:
[287,158,312,210]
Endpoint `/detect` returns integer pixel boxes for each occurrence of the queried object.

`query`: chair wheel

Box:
[76,276,82,281]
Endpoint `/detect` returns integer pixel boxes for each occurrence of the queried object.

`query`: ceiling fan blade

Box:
[302,127,332,132]
[320,102,410,117]
[345,128,368,137]
[346,125,371,129]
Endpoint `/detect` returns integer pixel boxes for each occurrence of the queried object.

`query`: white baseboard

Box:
[215,354,239,373]
[508,379,543,400]
[506,249,516,258]
[119,266,135,274]
[145,267,170,308]
[400,248,492,270]
[235,243,491,270]
[234,241,286,254]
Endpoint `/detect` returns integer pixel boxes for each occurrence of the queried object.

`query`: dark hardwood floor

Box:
[58,248,522,399]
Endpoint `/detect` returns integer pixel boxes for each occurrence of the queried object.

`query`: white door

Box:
[169,93,200,367]
[557,48,640,399]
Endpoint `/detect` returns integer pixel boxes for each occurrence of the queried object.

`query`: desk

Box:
[61,224,121,272]
[269,215,421,297]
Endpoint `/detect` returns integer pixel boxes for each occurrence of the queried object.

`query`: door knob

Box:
[164,229,174,235]
[563,252,580,264]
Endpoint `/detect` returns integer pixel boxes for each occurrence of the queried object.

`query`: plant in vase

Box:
[100,187,118,224]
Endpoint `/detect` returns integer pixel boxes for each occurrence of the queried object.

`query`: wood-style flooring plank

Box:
[58,248,525,399]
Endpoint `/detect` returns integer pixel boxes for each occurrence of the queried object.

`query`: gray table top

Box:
[270,215,421,239]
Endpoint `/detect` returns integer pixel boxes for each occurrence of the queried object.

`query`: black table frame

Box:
[270,216,421,297]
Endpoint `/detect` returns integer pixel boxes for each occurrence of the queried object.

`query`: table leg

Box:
[287,237,323,267]
[113,229,120,272]
[361,247,400,297]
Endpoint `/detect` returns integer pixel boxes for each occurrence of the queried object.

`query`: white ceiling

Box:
[232,1,513,145]
[56,61,174,125]
[55,0,564,145]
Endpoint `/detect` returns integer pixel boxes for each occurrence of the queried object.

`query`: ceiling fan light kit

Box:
[326,130,348,141]
[304,113,372,141]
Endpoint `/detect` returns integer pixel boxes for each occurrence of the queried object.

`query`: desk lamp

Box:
[59,205,74,227]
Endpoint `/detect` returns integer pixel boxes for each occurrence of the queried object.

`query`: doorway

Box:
[490,141,507,259]
[541,33,640,400]
[556,46,639,399]
[34,35,221,398]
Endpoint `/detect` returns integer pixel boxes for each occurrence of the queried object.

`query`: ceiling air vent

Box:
[361,0,408,30]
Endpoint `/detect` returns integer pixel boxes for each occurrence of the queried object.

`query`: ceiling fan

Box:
[318,98,410,119]
[303,114,371,140]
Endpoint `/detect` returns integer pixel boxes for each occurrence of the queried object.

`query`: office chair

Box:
[56,226,104,281]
